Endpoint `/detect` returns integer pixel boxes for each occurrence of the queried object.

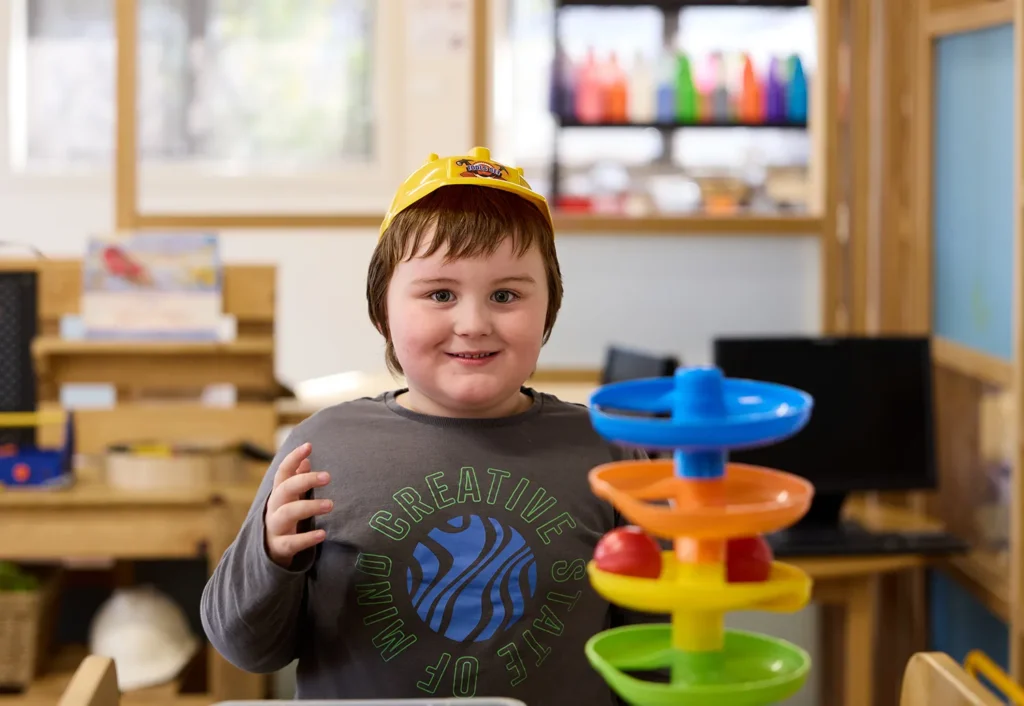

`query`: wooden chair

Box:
[899,652,1003,705]
[57,655,119,706]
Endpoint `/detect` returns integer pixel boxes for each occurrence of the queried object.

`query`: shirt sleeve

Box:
[200,427,318,673]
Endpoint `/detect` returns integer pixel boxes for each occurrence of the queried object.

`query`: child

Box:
[201,147,647,705]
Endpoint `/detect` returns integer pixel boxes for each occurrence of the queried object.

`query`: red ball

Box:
[594,526,663,579]
[726,536,774,583]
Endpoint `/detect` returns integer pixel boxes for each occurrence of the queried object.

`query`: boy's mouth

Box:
[447,351,499,360]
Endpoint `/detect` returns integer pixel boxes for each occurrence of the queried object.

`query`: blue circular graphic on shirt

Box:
[406,514,537,642]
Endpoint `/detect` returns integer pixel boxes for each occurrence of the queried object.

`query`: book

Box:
[81,232,224,341]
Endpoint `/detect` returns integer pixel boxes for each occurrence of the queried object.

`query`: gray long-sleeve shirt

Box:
[201,388,651,705]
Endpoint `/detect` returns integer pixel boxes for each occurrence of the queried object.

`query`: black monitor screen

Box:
[712,336,936,494]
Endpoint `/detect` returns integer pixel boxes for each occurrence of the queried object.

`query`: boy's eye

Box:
[492,290,519,304]
[430,290,454,303]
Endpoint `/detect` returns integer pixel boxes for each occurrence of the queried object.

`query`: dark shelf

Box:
[557,118,808,129]
[556,0,809,8]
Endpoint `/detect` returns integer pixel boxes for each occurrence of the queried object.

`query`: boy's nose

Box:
[453,301,493,337]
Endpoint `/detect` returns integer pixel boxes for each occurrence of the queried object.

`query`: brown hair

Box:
[367,185,563,376]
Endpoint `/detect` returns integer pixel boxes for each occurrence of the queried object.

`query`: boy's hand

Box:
[264,442,332,568]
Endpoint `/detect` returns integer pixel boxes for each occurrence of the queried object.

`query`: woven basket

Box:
[0,568,61,690]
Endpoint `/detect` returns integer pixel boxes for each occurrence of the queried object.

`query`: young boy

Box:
[201,147,646,705]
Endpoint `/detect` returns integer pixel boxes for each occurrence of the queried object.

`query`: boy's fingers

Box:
[270,530,326,560]
[272,442,311,488]
[272,471,330,509]
[266,498,333,536]
[266,470,330,518]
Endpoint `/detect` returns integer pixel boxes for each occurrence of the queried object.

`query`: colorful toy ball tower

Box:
[585,366,816,706]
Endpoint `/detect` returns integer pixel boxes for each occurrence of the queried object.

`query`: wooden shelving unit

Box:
[546,0,822,229]
[0,259,276,704]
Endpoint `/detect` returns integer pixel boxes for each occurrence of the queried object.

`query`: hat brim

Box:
[379,178,553,236]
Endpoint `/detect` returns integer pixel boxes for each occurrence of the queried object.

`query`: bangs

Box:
[396,185,551,263]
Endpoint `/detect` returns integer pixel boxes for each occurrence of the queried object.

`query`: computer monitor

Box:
[712,335,936,532]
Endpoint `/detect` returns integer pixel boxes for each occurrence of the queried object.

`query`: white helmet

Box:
[88,585,199,692]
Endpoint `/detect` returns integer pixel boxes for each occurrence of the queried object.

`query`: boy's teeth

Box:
[455,352,491,358]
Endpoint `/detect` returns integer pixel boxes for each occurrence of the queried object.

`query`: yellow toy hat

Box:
[379,146,552,237]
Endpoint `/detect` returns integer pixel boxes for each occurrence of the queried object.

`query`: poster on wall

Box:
[80,232,224,341]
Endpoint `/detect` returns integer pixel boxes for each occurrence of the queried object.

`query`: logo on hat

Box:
[455,159,508,180]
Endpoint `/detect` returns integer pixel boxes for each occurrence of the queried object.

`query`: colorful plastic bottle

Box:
[694,55,711,122]
[786,55,808,123]
[738,53,763,124]
[605,51,629,123]
[710,52,731,122]
[697,53,718,123]
[675,52,698,124]
[765,56,786,123]
[549,46,577,121]
[575,48,604,124]
[656,51,676,123]
[628,51,656,124]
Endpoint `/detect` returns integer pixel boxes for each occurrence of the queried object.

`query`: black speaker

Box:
[0,272,38,447]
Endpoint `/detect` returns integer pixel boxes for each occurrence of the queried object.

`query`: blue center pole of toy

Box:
[672,367,727,479]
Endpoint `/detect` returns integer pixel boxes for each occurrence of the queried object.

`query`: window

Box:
[15,0,374,171]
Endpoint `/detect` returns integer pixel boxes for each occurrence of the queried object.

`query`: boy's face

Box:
[386,231,548,417]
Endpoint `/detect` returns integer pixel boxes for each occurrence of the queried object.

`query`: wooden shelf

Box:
[557,0,809,8]
[0,645,211,706]
[552,213,822,235]
[31,336,276,393]
[557,118,807,129]
[942,550,1011,622]
[932,337,1013,387]
[32,337,273,357]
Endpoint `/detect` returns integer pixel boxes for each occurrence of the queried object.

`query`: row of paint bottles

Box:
[552,48,808,125]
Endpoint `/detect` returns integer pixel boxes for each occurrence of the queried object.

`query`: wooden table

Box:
[796,553,927,706]
[786,499,949,706]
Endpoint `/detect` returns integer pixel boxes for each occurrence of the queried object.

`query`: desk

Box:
[790,499,946,706]
[797,553,927,706]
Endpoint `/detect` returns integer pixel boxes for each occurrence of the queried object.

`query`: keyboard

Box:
[765,523,971,558]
